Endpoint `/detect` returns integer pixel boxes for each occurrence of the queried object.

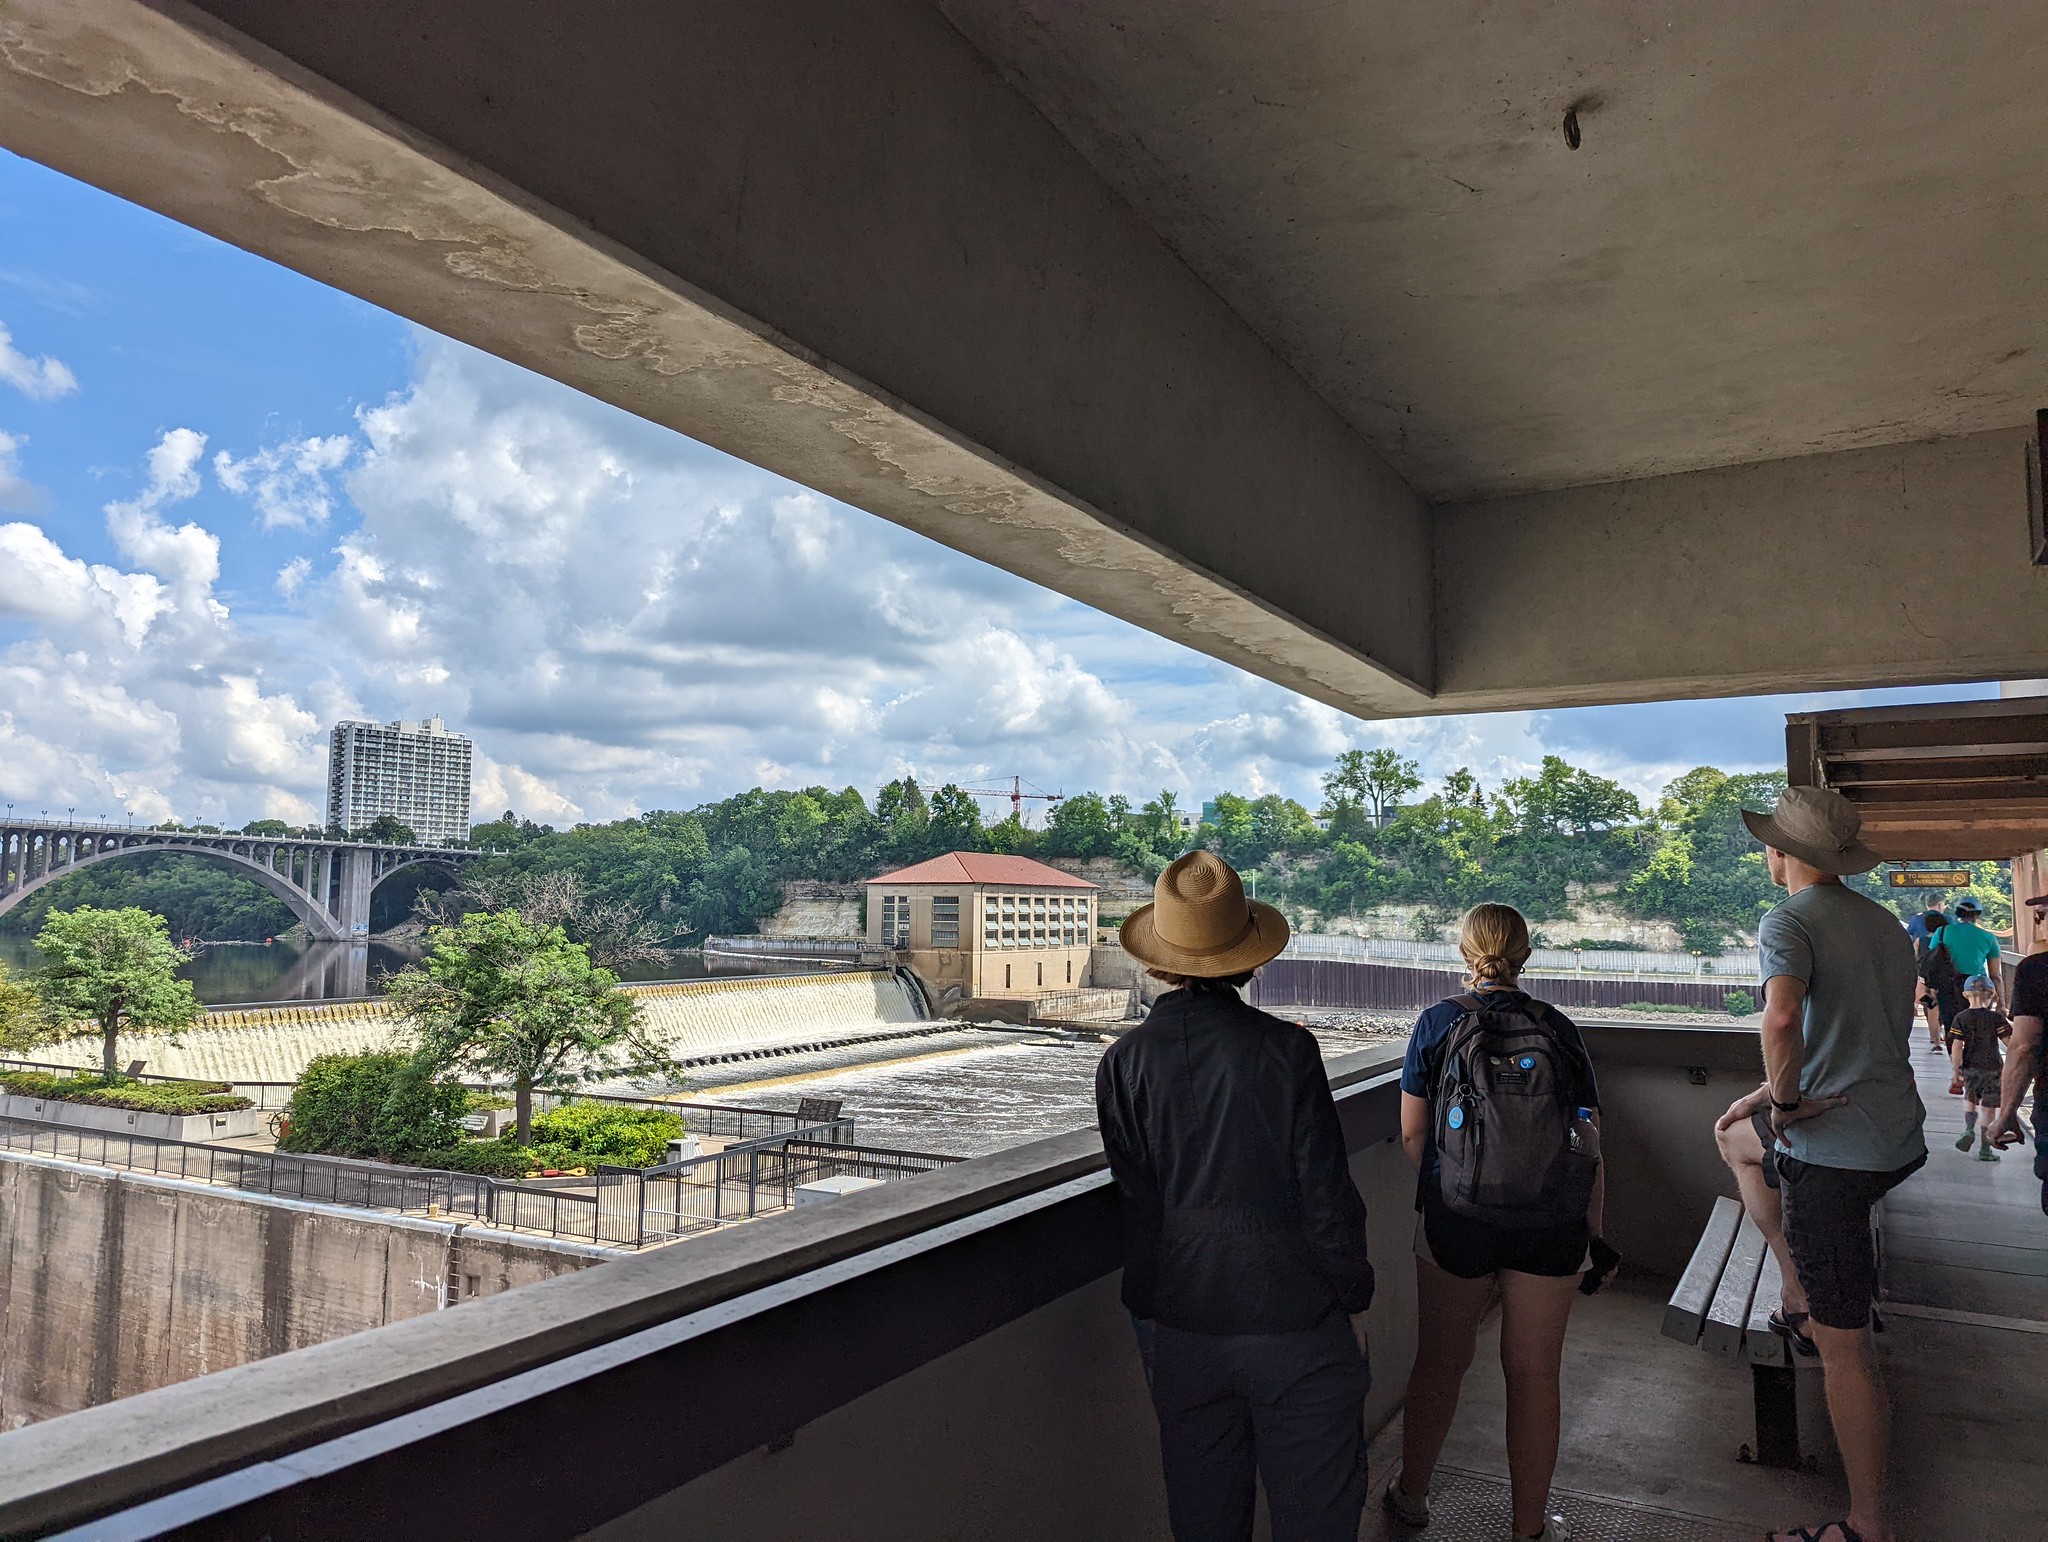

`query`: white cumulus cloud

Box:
[0,320,77,400]
[214,434,353,530]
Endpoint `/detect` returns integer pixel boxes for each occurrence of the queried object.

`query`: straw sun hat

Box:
[1120,851,1290,977]
[1740,786,1883,876]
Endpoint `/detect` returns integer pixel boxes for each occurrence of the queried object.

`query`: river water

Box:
[0,934,820,1006]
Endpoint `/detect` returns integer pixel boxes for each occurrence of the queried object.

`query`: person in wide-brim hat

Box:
[1740,785,1883,875]
[1121,849,1290,977]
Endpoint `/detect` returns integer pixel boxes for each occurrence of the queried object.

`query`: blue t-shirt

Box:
[1400,987,1599,1205]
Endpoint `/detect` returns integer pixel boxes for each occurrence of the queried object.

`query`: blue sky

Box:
[0,148,1994,830]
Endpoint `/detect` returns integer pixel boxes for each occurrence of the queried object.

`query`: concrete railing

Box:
[0,1024,1765,1539]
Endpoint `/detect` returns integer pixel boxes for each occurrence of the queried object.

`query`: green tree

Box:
[1324,749,1424,828]
[388,910,665,1144]
[29,907,201,1079]
[361,813,419,845]
[1044,792,1115,858]
[0,959,39,1055]
[1624,768,1784,951]
[239,819,292,837]
[925,785,986,851]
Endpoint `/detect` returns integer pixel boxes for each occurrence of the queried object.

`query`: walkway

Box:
[1882,1037,2048,1324]
[1363,1045,2047,1541]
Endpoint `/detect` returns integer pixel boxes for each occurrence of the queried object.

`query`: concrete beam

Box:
[0,0,1433,714]
[1434,428,2048,710]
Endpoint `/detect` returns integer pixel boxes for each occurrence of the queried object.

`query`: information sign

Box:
[1887,868,1973,889]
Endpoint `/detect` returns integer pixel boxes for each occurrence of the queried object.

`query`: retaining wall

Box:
[1248,958,1749,1014]
[0,1152,606,1430]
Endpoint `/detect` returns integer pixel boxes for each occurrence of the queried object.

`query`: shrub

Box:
[427,1138,537,1177]
[525,1101,684,1168]
[280,1052,467,1162]
[1724,989,1756,1017]
[1617,1001,1698,1017]
[0,1069,250,1115]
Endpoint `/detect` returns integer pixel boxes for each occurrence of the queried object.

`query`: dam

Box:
[23,971,939,1086]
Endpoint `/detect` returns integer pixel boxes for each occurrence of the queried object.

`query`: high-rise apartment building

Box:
[326,716,473,845]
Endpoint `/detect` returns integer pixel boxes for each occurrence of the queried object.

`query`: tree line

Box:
[6,754,2011,955]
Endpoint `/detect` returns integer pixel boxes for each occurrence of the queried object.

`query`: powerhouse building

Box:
[866,852,1097,1003]
[325,716,473,845]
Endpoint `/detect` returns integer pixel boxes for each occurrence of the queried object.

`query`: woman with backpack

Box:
[1384,903,1606,1542]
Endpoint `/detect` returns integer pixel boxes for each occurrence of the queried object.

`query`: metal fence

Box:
[631,1133,964,1245]
[1281,932,1763,980]
[702,935,870,959]
[0,1109,958,1249]
[511,1086,856,1145]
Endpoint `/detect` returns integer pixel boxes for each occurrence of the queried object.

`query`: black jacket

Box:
[1095,986,1374,1334]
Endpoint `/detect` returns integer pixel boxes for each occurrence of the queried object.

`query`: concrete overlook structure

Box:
[0,818,479,942]
[4,2,2047,721]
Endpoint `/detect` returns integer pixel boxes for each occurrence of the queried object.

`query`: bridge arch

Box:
[0,840,348,942]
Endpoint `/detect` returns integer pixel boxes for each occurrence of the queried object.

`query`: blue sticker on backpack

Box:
[1519,1056,1536,1070]
[1447,1106,1465,1130]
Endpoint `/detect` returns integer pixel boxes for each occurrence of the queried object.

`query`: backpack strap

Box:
[1451,993,1484,1013]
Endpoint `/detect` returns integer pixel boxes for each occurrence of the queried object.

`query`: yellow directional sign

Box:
[1887,868,1973,889]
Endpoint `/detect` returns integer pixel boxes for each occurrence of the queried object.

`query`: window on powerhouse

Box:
[974,892,1092,948]
[931,895,960,948]
[881,893,910,948]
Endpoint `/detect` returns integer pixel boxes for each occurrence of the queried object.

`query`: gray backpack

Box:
[1432,993,1598,1229]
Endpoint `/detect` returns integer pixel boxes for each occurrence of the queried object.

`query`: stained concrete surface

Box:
[0,1152,604,1428]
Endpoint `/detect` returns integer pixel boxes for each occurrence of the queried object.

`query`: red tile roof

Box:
[868,852,1098,889]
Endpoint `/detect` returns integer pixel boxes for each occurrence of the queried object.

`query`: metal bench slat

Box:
[1704,1211,1768,1359]
[1743,1251,1790,1367]
[1662,1195,1743,1345]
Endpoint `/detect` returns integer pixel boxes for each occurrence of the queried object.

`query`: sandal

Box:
[1765,1523,1864,1542]
[1768,1309,1819,1357]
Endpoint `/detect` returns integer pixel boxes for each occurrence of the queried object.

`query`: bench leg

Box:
[1750,1364,1802,1469]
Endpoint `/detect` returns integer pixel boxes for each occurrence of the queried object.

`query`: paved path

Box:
[1882,1037,2047,1323]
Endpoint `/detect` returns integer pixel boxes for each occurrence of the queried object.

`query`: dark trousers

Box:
[1138,1315,1371,1542]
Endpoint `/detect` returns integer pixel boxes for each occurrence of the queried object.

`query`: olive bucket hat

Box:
[1120,850,1290,977]
[1741,786,1883,876]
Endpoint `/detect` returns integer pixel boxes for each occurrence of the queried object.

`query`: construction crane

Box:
[924,776,1065,823]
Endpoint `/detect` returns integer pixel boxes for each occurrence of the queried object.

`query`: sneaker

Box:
[1978,1142,2001,1162]
[1956,1130,1976,1151]
[1383,1469,1430,1529]
[1511,1519,1572,1542]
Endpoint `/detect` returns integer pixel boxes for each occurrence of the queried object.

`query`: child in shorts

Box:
[1947,974,2009,1161]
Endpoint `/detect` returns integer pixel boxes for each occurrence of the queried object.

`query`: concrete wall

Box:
[0,1153,604,1429]
[593,1126,1416,1542]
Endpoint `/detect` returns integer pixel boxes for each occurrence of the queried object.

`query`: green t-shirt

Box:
[1931,921,2002,982]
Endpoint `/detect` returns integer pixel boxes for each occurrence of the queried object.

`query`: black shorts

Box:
[1416,1195,1589,1280]
[1777,1153,1926,1330]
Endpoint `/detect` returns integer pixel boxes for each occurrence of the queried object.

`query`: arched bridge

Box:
[0,820,485,942]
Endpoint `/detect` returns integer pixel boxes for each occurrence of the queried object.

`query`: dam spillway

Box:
[628,970,929,1061]
[22,971,935,1085]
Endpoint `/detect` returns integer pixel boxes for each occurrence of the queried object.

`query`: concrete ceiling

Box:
[943,1,2048,500]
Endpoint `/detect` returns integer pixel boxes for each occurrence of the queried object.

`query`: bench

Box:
[1661,1196,1813,1468]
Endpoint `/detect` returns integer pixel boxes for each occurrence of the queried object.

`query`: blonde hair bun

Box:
[1459,903,1532,987]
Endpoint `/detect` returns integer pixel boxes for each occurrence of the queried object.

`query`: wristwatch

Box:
[1770,1095,1800,1112]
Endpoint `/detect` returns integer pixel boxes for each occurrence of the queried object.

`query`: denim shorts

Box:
[1776,1153,1926,1330]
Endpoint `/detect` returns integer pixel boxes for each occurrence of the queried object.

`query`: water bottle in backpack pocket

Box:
[1434,994,1599,1229]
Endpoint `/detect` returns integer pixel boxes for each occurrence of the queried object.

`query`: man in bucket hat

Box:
[1097,851,1374,1542]
[1712,787,1926,1542]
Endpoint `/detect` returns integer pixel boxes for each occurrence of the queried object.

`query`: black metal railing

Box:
[0,1111,960,1249]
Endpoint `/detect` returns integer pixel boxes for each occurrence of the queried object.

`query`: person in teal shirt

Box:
[1930,899,2004,1002]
